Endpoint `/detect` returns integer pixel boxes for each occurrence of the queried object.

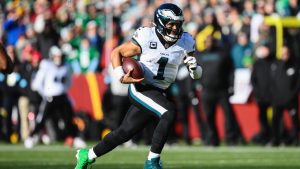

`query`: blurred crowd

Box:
[0,0,300,148]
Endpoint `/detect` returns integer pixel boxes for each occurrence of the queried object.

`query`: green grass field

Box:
[0,143,300,169]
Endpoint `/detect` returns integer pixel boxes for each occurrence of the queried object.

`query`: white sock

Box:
[148,151,160,160]
[88,148,97,160]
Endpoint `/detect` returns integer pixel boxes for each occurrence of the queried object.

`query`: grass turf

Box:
[0,144,299,169]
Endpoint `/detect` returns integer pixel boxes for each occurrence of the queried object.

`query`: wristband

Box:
[113,66,125,82]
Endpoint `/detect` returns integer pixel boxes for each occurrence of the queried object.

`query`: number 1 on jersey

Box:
[153,57,168,80]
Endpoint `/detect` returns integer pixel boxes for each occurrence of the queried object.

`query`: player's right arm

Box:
[111,41,141,69]
[111,41,143,84]
[0,43,13,74]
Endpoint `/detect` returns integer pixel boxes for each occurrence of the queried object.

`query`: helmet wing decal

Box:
[158,9,184,21]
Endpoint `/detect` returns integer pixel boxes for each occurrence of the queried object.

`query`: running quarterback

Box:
[75,3,202,169]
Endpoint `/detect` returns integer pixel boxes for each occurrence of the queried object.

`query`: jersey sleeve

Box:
[183,33,195,54]
[131,27,151,52]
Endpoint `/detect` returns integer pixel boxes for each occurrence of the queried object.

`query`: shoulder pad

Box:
[132,27,152,40]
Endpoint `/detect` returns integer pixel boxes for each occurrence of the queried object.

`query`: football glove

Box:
[184,56,197,71]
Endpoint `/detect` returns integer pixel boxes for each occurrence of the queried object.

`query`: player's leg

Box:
[93,105,153,155]
[177,94,191,144]
[202,90,218,146]
[271,106,284,146]
[29,99,49,136]
[189,90,208,144]
[24,99,49,148]
[57,95,86,148]
[75,105,154,169]
[219,91,245,145]
[252,101,271,145]
[127,84,176,169]
[287,99,299,145]
[148,100,176,162]
[148,99,176,169]
[2,95,14,143]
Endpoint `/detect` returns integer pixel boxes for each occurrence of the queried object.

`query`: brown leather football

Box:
[122,57,144,79]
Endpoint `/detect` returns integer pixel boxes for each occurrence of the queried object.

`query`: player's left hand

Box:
[184,56,197,71]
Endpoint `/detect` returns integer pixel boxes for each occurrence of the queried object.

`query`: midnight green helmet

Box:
[154,3,184,42]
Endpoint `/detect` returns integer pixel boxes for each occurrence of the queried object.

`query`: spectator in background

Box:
[24,46,86,149]
[0,43,14,74]
[15,25,37,62]
[35,9,59,59]
[173,66,207,145]
[54,5,73,32]
[251,0,278,44]
[228,7,244,39]
[59,27,79,59]
[50,0,63,14]
[243,0,255,17]
[195,8,222,52]
[75,2,104,31]
[15,34,29,61]
[285,27,300,61]
[282,0,300,61]
[240,12,252,37]
[21,49,43,138]
[0,45,20,143]
[276,0,300,17]
[27,50,43,116]
[196,35,245,146]
[257,24,277,56]
[250,0,266,44]
[32,0,50,21]
[231,31,253,69]
[17,44,36,140]
[69,37,99,74]
[99,17,124,71]
[24,25,37,45]
[270,46,300,146]
[103,65,130,130]
[64,21,83,49]
[18,44,43,140]
[85,20,103,55]
[250,44,274,145]
[2,2,26,46]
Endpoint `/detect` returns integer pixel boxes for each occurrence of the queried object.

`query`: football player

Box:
[0,43,14,74]
[75,3,202,169]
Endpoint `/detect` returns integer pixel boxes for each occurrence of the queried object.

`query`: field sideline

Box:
[0,144,300,169]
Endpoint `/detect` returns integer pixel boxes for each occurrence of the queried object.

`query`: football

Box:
[122,57,144,79]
